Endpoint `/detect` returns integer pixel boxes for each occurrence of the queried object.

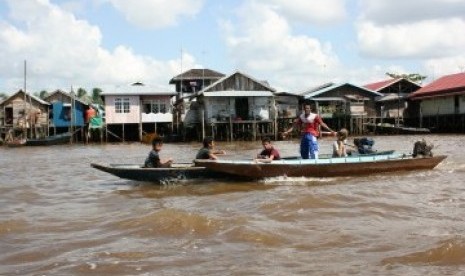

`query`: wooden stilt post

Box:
[122,123,125,142]
[201,109,205,140]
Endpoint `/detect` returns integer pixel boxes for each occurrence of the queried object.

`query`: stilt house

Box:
[186,71,277,141]
[0,90,50,140]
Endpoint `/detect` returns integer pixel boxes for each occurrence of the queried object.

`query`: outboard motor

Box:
[412,139,434,157]
[354,137,375,154]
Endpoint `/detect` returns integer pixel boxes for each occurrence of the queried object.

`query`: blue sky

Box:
[1,0,465,95]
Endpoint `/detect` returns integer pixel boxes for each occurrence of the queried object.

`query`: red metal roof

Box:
[363,78,400,91]
[410,72,465,99]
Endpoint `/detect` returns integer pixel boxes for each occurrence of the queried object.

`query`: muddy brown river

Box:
[1,135,464,275]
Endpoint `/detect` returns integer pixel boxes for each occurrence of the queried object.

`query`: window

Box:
[115,98,130,113]
[141,99,170,114]
[123,98,130,113]
[160,103,166,113]
[152,101,159,113]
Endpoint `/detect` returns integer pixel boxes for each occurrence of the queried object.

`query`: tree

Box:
[386,72,427,84]
[77,88,88,99]
[0,92,7,101]
[92,87,103,104]
[39,90,49,99]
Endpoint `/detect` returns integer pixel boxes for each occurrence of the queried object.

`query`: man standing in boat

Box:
[283,103,335,159]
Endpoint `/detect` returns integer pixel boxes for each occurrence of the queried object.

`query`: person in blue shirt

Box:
[144,137,173,168]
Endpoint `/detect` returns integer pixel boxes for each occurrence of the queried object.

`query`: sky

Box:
[1,0,465,95]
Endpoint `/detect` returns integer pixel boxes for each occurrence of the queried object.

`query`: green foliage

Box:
[77,88,87,98]
[92,87,103,104]
[0,92,7,100]
[39,90,49,99]
[386,72,427,83]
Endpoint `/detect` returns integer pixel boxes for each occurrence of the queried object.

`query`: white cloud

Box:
[257,0,347,25]
[424,55,465,80]
[222,2,341,91]
[357,18,465,59]
[359,0,465,25]
[0,0,195,93]
[356,0,465,72]
[106,0,205,29]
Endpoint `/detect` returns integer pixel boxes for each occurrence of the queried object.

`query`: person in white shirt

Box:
[332,128,350,157]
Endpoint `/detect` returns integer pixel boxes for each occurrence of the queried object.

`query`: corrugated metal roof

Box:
[169,69,225,83]
[303,83,382,99]
[101,83,176,96]
[307,97,345,102]
[364,78,400,91]
[296,82,334,96]
[101,91,176,96]
[202,91,274,97]
[45,89,88,105]
[199,70,276,95]
[375,93,409,102]
[410,72,465,99]
[0,90,50,106]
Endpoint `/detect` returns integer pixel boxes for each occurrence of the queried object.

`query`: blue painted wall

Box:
[51,102,85,127]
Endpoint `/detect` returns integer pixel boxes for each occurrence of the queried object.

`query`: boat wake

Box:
[260,175,342,186]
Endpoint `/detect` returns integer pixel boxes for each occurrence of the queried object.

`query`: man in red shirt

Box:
[255,137,281,163]
[284,103,335,159]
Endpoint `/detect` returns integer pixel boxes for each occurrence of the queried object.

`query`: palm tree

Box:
[77,88,88,99]
[39,90,49,99]
[92,88,103,104]
[386,72,427,84]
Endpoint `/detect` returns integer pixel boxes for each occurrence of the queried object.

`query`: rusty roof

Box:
[364,78,401,91]
[410,72,465,99]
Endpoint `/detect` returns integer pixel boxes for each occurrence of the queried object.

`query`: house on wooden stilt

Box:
[184,70,278,141]
[299,83,382,135]
[0,90,50,142]
[409,72,465,133]
[101,82,176,142]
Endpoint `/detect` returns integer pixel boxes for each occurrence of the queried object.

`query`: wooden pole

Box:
[201,109,205,140]
[229,116,233,141]
[122,123,125,142]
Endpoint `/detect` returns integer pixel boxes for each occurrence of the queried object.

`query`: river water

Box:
[1,135,465,275]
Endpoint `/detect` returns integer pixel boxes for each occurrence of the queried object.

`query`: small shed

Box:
[364,77,422,119]
[45,90,87,129]
[0,90,50,139]
[302,83,382,118]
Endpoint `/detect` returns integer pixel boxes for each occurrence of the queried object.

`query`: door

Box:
[235,98,249,120]
[5,107,13,125]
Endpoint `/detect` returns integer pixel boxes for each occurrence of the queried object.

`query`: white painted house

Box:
[101,83,176,141]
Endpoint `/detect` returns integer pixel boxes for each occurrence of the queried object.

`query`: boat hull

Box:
[194,155,447,179]
[91,163,230,183]
[282,150,395,160]
[26,133,72,146]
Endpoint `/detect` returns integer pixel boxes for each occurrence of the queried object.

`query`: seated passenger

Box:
[144,137,173,168]
[195,136,226,160]
[332,128,349,157]
[255,137,281,163]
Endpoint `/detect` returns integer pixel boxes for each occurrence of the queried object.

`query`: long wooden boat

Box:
[281,150,395,160]
[90,163,231,183]
[365,123,430,134]
[26,132,72,146]
[4,139,27,147]
[194,154,447,179]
